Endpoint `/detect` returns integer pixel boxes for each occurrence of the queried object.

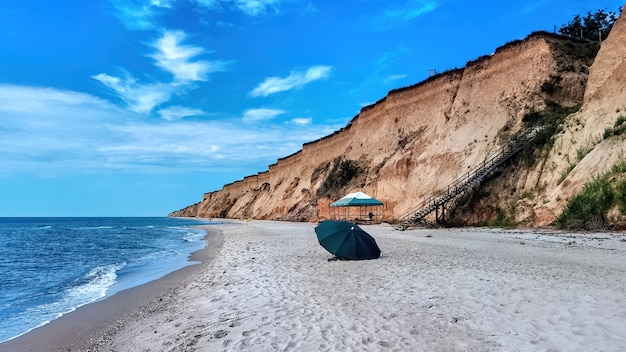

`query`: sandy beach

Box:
[3,220,626,352]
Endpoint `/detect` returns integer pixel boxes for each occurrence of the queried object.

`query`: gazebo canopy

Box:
[330,192,384,207]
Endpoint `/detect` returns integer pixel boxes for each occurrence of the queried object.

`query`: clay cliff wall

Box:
[171,30,611,225]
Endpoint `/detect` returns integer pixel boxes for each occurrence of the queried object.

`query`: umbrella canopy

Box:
[330,192,384,207]
[314,220,381,260]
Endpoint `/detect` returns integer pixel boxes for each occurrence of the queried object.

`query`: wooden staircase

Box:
[394,128,541,231]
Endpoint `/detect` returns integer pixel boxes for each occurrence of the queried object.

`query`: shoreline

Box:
[3,220,626,351]
[0,225,224,352]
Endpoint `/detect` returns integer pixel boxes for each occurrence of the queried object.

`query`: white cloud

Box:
[0,85,338,175]
[193,0,220,9]
[370,0,438,29]
[0,84,113,114]
[242,108,286,122]
[384,74,408,84]
[303,3,318,15]
[521,1,547,14]
[93,30,228,114]
[250,65,332,97]
[110,0,172,30]
[373,46,410,68]
[150,0,174,7]
[158,106,205,120]
[92,73,174,113]
[235,0,281,16]
[110,0,289,29]
[216,21,235,28]
[152,30,226,82]
[193,0,283,16]
[388,1,437,21]
[290,117,312,126]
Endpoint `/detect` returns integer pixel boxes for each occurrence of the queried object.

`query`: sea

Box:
[0,217,214,343]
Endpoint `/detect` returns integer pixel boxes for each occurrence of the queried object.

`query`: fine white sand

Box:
[76,220,626,352]
[8,220,626,351]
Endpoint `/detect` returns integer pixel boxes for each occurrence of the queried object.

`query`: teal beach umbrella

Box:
[314,221,381,260]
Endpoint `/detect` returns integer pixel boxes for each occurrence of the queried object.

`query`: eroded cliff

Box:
[171,19,626,227]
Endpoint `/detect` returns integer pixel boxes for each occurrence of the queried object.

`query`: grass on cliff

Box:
[486,208,517,228]
[555,161,626,230]
[316,158,362,199]
[520,101,581,164]
[603,115,626,139]
[523,101,580,145]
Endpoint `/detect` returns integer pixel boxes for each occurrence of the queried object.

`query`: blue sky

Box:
[0,0,623,216]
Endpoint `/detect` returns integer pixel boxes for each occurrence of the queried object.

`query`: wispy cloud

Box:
[192,0,284,16]
[150,0,175,7]
[110,0,173,30]
[373,46,410,68]
[110,0,291,30]
[352,47,410,95]
[250,65,332,97]
[194,0,220,8]
[290,117,312,126]
[91,73,175,113]
[0,85,337,174]
[242,108,286,122]
[302,3,318,15]
[370,0,438,29]
[235,0,282,16]
[93,30,227,114]
[151,30,228,82]
[384,74,408,84]
[0,85,113,115]
[520,1,547,14]
[158,106,205,120]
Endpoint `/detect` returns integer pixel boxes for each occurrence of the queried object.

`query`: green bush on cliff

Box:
[520,101,580,164]
[559,7,621,42]
[556,161,626,229]
[523,101,580,134]
[486,208,517,228]
[540,74,563,95]
[603,115,626,139]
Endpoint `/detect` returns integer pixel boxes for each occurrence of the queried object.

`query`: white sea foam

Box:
[67,263,126,302]
[71,226,115,230]
[183,230,205,243]
[4,262,126,342]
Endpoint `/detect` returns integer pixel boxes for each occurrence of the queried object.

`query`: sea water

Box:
[0,217,213,343]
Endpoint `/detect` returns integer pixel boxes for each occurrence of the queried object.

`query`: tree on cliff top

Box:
[559,7,622,41]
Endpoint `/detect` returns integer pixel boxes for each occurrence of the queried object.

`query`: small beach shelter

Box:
[314,220,381,260]
[330,191,384,222]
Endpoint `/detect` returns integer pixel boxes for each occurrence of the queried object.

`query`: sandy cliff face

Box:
[450,8,626,227]
[530,9,626,225]
[171,26,622,225]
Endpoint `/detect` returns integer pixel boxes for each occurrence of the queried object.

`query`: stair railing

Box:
[395,128,541,230]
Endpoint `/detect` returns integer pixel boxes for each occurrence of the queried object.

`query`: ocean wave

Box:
[133,250,174,264]
[183,231,205,243]
[2,262,126,342]
[70,226,115,230]
[0,217,211,343]
[67,263,126,301]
